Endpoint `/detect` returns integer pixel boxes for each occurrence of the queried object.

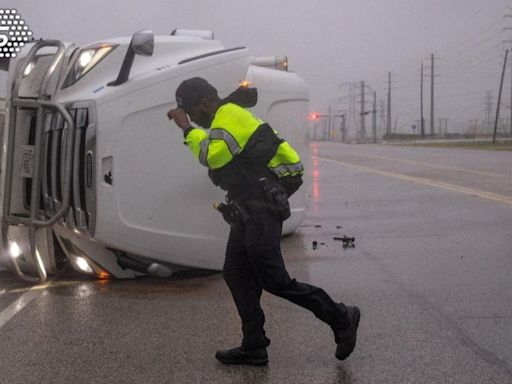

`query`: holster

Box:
[216,201,250,228]
[258,177,291,221]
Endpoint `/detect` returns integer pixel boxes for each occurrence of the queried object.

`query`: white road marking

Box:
[0,282,51,330]
[330,151,510,180]
[0,280,78,296]
[318,156,512,206]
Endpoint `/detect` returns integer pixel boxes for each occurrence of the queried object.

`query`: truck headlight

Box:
[75,256,93,273]
[24,61,35,76]
[63,43,117,88]
[9,241,22,259]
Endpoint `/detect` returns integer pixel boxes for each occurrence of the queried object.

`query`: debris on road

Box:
[333,236,356,248]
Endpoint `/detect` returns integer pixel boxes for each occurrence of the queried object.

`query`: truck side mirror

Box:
[108,29,154,86]
[131,30,154,56]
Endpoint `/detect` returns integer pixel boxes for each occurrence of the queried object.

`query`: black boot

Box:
[333,305,361,361]
[215,346,268,366]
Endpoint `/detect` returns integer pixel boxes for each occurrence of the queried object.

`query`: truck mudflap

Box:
[1,40,77,282]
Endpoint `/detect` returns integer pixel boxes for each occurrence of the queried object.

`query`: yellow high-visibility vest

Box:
[184,103,304,177]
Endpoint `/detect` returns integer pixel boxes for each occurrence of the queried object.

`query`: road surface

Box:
[1,142,511,384]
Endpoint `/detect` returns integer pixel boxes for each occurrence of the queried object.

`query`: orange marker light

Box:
[239,80,251,88]
[98,271,110,280]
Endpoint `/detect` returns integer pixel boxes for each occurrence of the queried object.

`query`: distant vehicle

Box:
[0,30,310,282]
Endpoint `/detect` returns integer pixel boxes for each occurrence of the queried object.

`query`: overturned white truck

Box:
[0,30,309,282]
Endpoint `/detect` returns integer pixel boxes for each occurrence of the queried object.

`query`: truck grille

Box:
[23,103,97,234]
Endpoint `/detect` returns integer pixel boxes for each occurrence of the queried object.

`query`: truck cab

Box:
[0,30,309,282]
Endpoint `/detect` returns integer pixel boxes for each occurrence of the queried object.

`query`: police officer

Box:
[167,77,360,366]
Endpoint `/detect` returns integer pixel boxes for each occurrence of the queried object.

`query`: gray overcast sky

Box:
[5,0,512,133]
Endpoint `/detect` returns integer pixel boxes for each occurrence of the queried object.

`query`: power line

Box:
[437,16,503,55]
[441,42,503,68]
[396,73,497,89]
[440,52,504,75]
[438,24,504,59]
[434,90,496,99]
[379,17,504,79]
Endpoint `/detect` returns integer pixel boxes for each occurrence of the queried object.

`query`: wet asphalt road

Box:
[1,142,512,384]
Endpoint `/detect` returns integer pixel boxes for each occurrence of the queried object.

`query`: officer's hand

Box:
[167,107,191,130]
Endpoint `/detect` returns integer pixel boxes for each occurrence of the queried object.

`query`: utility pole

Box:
[338,83,352,141]
[328,105,332,141]
[430,53,435,136]
[420,62,425,137]
[387,72,391,137]
[485,91,494,133]
[468,119,478,135]
[493,49,509,143]
[510,46,512,136]
[504,11,512,135]
[360,81,366,142]
[509,50,512,136]
[438,118,448,136]
[379,99,386,132]
[347,82,357,138]
[340,114,346,142]
[372,90,377,143]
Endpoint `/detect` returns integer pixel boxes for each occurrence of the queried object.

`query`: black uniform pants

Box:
[222,206,347,350]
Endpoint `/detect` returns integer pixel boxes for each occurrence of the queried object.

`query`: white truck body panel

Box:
[0,32,309,280]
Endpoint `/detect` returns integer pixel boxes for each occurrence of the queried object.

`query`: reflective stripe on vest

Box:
[198,128,243,167]
[209,129,242,155]
[271,161,304,177]
[199,140,210,166]
[267,140,303,177]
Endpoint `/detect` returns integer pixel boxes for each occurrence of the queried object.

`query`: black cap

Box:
[175,77,218,109]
